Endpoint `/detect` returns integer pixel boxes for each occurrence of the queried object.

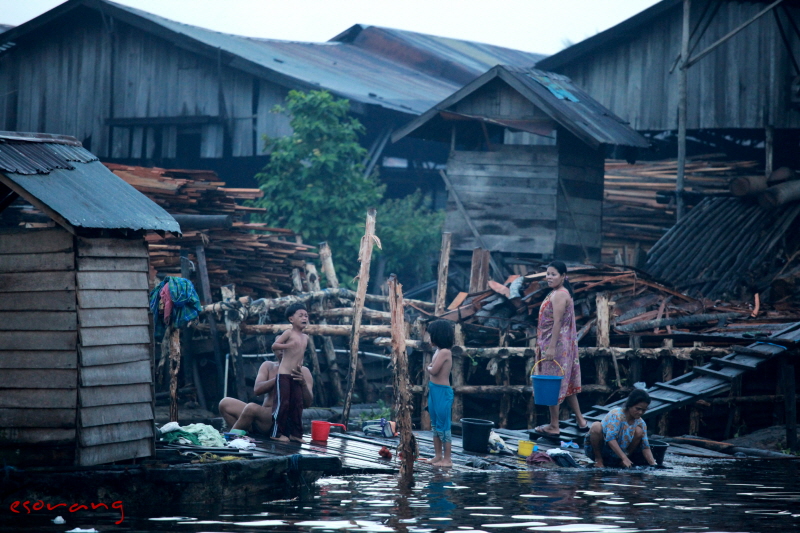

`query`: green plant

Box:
[358,399,392,421]
[252,90,384,280]
[252,90,444,287]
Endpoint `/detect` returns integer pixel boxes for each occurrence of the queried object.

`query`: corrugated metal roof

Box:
[503,66,650,148]
[0,132,179,233]
[0,140,97,174]
[393,65,650,149]
[1,1,544,116]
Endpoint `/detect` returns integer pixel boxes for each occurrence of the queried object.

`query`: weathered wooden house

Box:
[536,0,800,168]
[392,65,649,261]
[0,0,542,193]
[0,131,179,466]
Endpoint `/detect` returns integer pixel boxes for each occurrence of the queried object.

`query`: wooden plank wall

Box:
[444,145,558,255]
[76,237,154,466]
[556,2,800,130]
[0,228,78,456]
[0,12,293,160]
[555,128,603,261]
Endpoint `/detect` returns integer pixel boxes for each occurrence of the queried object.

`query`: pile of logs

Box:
[729,166,800,208]
[104,163,317,297]
[603,156,757,264]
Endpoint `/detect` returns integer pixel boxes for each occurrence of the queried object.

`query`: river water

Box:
[7,459,800,532]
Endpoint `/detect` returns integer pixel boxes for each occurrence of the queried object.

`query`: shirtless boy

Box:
[270,303,311,442]
[218,353,281,435]
[425,319,454,467]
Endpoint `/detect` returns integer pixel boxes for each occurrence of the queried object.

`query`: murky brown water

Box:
[6,459,799,532]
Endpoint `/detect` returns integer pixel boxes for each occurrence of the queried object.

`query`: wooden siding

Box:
[444,146,559,255]
[0,228,78,449]
[76,236,153,466]
[454,78,546,119]
[0,10,292,159]
[555,3,800,130]
[555,128,604,261]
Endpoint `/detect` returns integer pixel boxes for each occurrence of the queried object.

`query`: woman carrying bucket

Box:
[532,261,588,438]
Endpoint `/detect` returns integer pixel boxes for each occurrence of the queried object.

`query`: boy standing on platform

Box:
[271,303,312,442]
[426,320,454,467]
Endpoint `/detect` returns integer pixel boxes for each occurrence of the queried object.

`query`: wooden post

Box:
[595,292,612,388]
[724,375,743,439]
[783,359,797,451]
[498,358,511,428]
[451,324,466,422]
[196,245,225,400]
[526,332,537,428]
[676,0,691,220]
[629,335,643,385]
[305,334,327,407]
[305,263,321,292]
[342,208,378,426]
[689,405,702,436]
[658,339,674,435]
[435,233,452,315]
[388,274,414,479]
[415,318,432,430]
[319,242,340,289]
[291,268,304,293]
[180,251,206,410]
[169,327,181,422]
[221,284,246,401]
[469,248,490,293]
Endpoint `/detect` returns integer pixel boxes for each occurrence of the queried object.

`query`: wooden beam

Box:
[435,232,452,316]
[676,0,690,220]
[388,274,414,479]
[318,242,339,289]
[342,208,378,426]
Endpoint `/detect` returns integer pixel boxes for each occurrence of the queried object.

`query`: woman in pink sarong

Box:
[533,261,588,437]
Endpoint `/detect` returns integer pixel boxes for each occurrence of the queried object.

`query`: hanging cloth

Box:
[149,276,203,340]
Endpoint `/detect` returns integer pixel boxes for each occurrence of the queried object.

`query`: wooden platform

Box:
[206,425,732,475]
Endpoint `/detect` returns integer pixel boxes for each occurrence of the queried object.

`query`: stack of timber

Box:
[602,156,758,264]
[437,263,785,348]
[104,164,317,297]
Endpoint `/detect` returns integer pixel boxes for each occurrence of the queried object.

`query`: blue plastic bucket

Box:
[531,359,564,406]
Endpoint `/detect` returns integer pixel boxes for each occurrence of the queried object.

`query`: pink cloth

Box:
[160,282,173,325]
[535,288,582,403]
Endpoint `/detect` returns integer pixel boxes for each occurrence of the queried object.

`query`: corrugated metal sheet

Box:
[94,2,544,115]
[504,66,650,148]
[3,160,180,232]
[645,197,800,299]
[0,140,97,175]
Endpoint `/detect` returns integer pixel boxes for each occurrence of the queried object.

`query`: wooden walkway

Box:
[554,321,800,443]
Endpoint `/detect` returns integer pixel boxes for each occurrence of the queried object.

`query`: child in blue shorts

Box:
[426,320,454,467]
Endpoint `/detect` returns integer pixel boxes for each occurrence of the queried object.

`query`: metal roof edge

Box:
[536,0,681,71]
[0,131,82,146]
[0,0,85,45]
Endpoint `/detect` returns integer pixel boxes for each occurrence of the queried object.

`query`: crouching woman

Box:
[585,389,657,468]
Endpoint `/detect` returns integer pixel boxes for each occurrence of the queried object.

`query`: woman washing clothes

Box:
[533,261,588,438]
[586,388,657,468]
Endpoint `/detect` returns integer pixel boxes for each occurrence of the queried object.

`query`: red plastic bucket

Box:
[311,420,347,442]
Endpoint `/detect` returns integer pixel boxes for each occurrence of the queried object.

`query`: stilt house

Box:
[0,131,179,466]
[392,65,649,261]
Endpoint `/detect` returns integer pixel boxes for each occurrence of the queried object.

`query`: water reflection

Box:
[4,460,799,532]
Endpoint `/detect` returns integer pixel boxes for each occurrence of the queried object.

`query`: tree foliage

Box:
[252,89,443,287]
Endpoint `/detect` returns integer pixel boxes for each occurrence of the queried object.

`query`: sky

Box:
[0,0,661,55]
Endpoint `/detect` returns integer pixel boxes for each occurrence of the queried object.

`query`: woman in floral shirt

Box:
[585,389,657,468]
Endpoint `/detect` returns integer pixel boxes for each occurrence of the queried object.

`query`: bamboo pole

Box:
[342,208,378,426]
[319,242,340,289]
[435,233,452,315]
[388,274,414,478]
